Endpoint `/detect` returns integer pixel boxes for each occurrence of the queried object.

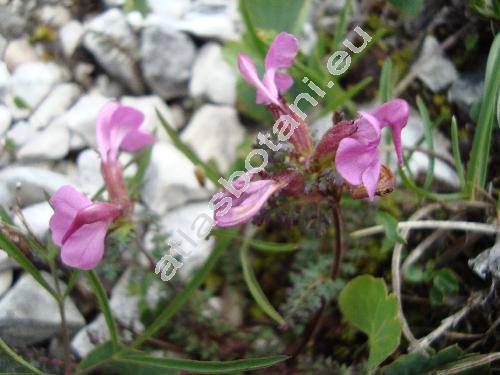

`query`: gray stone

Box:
[35,5,72,27]
[17,124,70,161]
[83,9,143,93]
[189,43,236,105]
[0,269,12,297]
[7,62,68,110]
[0,6,27,39]
[95,74,126,98]
[416,36,458,92]
[121,95,180,143]
[0,105,12,135]
[52,92,110,149]
[141,142,209,214]
[59,20,85,58]
[140,23,196,99]
[4,39,39,71]
[181,105,245,172]
[76,149,104,196]
[0,272,85,346]
[30,83,81,129]
[13,202,53,240]
[158,201,215,279]
[0,166,74,207]
[469,239,500,280]
[6,121,36,147]
[448,73,484,112]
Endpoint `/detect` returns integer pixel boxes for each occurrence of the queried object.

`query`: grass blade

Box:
[0,338,49,375]
[332,0,352,49]
[240,238,286,326]
[131,228,237,348]
[156,109,221,186]
[0,231,57,299]
[214,229,299,253]
[117,354,288,374]
[379,58,393,102]
[466,33,500,197]
[416,96,435,189]
[450,116,466,191]
[398,167,464,201]
[87,271,120,351]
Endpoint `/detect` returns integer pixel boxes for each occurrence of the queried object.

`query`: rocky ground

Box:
[0,0,497,372]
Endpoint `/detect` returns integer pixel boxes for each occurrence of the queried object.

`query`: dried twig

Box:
[436,352,500,375]
[351,220,498,239]
[402,229,445,273]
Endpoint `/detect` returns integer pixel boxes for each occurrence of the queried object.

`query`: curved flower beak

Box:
[213,178,281,228]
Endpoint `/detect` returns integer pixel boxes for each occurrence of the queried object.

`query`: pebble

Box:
[181,104,245,172]
[13,201,53,240]
[189,43,236,105]
[0,105,12,135]
[83,9,144,93]
[59,20,85,58]
[17,124,70,161]
[0,272,85,346]
[4,39,39,71]
[140,23,196,100]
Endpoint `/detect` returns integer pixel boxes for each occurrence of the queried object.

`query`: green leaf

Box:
[0,231,58,299]
[241,0,312,35]
[416,96,435,190]
[450,117,466,191]
[87,271,120,351]
[156,109,221,186]
[466,33,500,197]
[376,211,404,253]
[0,337,49,375]
[78,341,117,371]
[379,58,393,103]
[131,228,237,348]
[240,239,286,326]
[0,205,13,225]
[381,345,464,375]
[332,0,352,50]
[388,0,424,15]
[124,0,149,17]
[116,354,288,374]
[214,229,299,253]
[433,269,459,293]
[13,96,30,110]
[339,275,401,370]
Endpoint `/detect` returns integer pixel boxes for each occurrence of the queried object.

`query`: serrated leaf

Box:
[339,275,401,370]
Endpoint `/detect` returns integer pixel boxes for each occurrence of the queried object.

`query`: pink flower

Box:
[49,185,121,270]
[238,32,299,105]
[96,101,154,163]
[213,175,281,228]
[335,99,409,201]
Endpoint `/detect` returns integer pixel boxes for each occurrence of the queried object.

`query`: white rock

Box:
[147,0,191,19]
[141,142,209,214]
[0,272,85,346]
[59,20,84,58]
[71,268,165,357]
[95,74,126,98]
[0,166,74,207]
[0,269,12,297]
[189,43,236,105]
[181,105,245,172]
[6,121,36,147]
[159,201,215,278]
[140,23,196,99]
[448,73,484,112]
[0,62,10,100]
[17,124,70,160]
[121,95,180,143]
[7,62,68,110]
[4,39,39,71]
[76,149,104,196]
[416,36,458,92]
[30,83,81,129]
[13,202,53,240]
[52,92,110,149]
[0,105,12,135]
[83,9,143,93]
[35,5,72,27]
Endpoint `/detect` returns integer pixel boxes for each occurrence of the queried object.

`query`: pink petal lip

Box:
[96,101,154,162]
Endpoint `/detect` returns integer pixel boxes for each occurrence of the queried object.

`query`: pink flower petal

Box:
[354,112,382,145]
[61,221,109,270]
[369,99,409,164]
[361,160,382,201]
[121,129,155,152]
[49,186,92,246]
[335,137,379,186]
[274,72,294,93]
[215,180,279,227]
[238,53,278,105]
[96,101,120,162]
[265,32,299,70]
[107,105,145,160]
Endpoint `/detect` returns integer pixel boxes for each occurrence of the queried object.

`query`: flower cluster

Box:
[49,103,153,270]
[213,32,409,228]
